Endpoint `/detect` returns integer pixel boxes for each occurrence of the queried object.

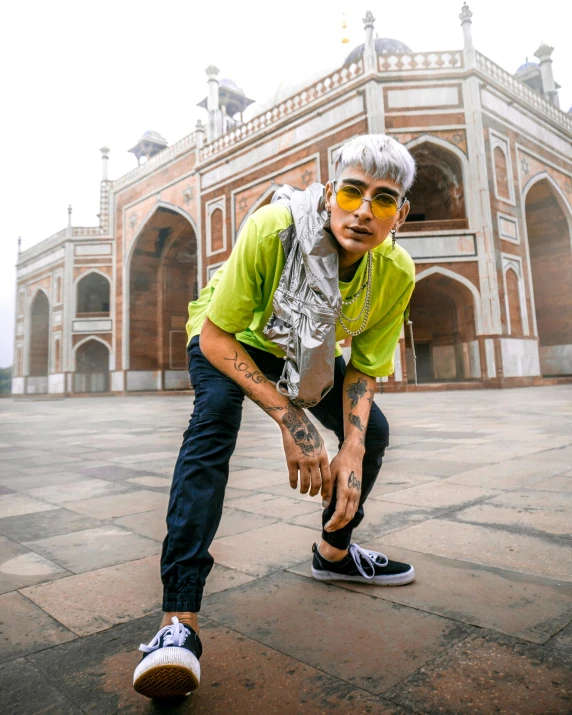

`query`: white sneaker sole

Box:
[311,565,415,586]
[133,646,200,699]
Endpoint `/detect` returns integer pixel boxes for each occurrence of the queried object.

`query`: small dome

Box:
[515,61,539,76]
[142,130,167,144]
[220,78,244,94]
[344,37,412,67]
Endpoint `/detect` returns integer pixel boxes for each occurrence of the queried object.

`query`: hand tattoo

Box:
[224,351,266,384]
[348,471,362,490]
[346,378,368,408]
[241,386,285,414]
[282,404,321,455]
[348,413,365,432]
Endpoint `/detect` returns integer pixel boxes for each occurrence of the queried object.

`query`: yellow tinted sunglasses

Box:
[333,182,406,220]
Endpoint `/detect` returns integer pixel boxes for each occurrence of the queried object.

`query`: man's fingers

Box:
[308,462,322,497]
[299,467,311,494]
[287,462,298,489]
[324,492,350,532]
[320,457,332,502]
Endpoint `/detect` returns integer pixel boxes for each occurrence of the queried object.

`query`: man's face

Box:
[325,166,410,257]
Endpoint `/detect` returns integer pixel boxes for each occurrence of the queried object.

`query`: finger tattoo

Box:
[348,471,362,490]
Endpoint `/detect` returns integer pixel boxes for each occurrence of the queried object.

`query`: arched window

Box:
[494,147,510,201]
[74,339,110,393]
[54,339,61,373]
[406,142,467,232]
[29,291,50,377]
[210,208,224,252]
[76,273,110,315]
[505,268,523,336]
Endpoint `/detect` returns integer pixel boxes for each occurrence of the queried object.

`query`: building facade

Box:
[12,4,572,396]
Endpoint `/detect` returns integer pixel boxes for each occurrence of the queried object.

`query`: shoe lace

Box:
[348,544,389,579]
[139,616,188,654]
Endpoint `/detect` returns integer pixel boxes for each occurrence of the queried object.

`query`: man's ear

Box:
[324,181,334,211]
[395,199,410,229]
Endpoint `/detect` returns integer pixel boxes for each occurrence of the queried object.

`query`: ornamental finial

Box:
[459,2,472,23]
[363,11,375,30]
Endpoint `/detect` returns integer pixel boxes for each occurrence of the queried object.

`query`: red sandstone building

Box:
[12,5,572,396]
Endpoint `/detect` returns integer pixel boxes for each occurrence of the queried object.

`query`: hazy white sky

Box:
[1,0,570,368]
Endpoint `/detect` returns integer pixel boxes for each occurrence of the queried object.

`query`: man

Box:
[134,134,417,699]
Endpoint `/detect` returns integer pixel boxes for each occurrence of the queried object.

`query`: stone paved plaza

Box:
[0,387,571,714]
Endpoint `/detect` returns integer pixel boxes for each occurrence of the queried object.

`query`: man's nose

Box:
[354,198,373,219]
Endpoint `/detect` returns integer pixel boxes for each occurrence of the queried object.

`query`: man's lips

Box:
[346,225,372,235]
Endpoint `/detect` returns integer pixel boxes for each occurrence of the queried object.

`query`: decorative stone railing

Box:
[18,229,67,264]
[476,51,572,133]
[403,218,469,233]
[112,132,197,192]
[200,61,364,162]
[379,51,463,73]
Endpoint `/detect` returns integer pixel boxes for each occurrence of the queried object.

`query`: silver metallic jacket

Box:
[263,184,341,408]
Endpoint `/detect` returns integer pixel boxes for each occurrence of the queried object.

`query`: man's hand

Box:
[280,404,331,499]
[323,444,364,532]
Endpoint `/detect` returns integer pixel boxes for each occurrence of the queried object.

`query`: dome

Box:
[220,78,244,95]
[344,37,412,67]
[142,130,167,144]
[515,61,539,76]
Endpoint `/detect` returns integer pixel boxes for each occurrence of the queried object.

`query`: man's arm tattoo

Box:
[348,413,365,432]
[348,471,362,490]
[281,404,321,455]
[223,351,266,384]
[345,378,368,409]
[241,386,285,415]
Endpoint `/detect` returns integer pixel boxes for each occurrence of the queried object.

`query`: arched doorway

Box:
[74,339,110,393]
[29,291,50,385]
[407,273,480,382]
[405,142,468,232]
[525,179,572,376]
[77,272,110,315]
[129,207,198,387]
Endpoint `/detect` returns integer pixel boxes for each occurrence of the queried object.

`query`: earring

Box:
[390,228,397,251]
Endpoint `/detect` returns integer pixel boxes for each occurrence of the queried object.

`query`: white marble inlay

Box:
[485,339,496,379]
[499,215,518,241]
[539,345,572,376]
[387,86,459,109]
[399,234,476,259]
[501,338,541,377]
[74,244,112,256]
[72,319,112,333]
[53,310,63,325]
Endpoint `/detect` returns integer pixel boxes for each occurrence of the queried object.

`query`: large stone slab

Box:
[64,489,168,519]
[21,557,254,637]
[380,482,500,510]
[214,506,279,538]
[0,493,57,518]
[0,470,88,491]
[453,502,572,538]
[0,507,101,543]
[225,492,321,520]
[227,467,287,490]
[76,464,165,481]
[381,520,572,582]
[442,457,570,490]
[210,522,319,577]
[25,526,161,574]
[385,631,572,715]
[28,615,406,714]
[0,536,68,593]
[0,658,81,714]
[289,546,572,644]
[0,591,76,663]
[26,478,134,505]
[380,458,482,477]
[203,571,474,695]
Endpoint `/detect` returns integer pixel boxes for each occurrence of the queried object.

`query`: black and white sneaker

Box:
[312,543,415,586]
[133,616,202,699]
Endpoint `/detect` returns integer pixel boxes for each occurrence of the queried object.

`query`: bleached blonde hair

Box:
[335,134,416,192]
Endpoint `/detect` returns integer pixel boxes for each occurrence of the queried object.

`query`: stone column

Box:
[534,43,559,107]
[362,11,385,134]
[100,146,110,181]
[362,11,376,73]
[206,65,220,141]
[459,2,475,68]
[66,205,73,238]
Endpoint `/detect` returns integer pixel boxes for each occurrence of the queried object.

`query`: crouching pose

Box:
[134,134,417,699]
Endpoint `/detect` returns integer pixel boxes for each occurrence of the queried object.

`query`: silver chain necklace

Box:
[339,250,373,336]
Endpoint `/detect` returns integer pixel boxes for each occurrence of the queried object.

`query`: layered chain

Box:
[339,250,373,337]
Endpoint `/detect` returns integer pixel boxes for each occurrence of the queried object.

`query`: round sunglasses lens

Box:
[337,186,362,211]
[371,194,398,219]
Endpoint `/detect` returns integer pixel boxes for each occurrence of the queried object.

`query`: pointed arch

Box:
[75,269,111,315]
[27,288,50,378]
[123,202,198,376]
[73,337,110,393]
[236,184,281,238]
[404,134,474,229]
[415,266,483,335]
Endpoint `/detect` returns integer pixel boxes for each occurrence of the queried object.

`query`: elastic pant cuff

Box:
[162,588,203,614]
[321,529,351,551]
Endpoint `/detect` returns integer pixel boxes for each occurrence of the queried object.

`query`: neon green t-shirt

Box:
[186,203,415,378]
